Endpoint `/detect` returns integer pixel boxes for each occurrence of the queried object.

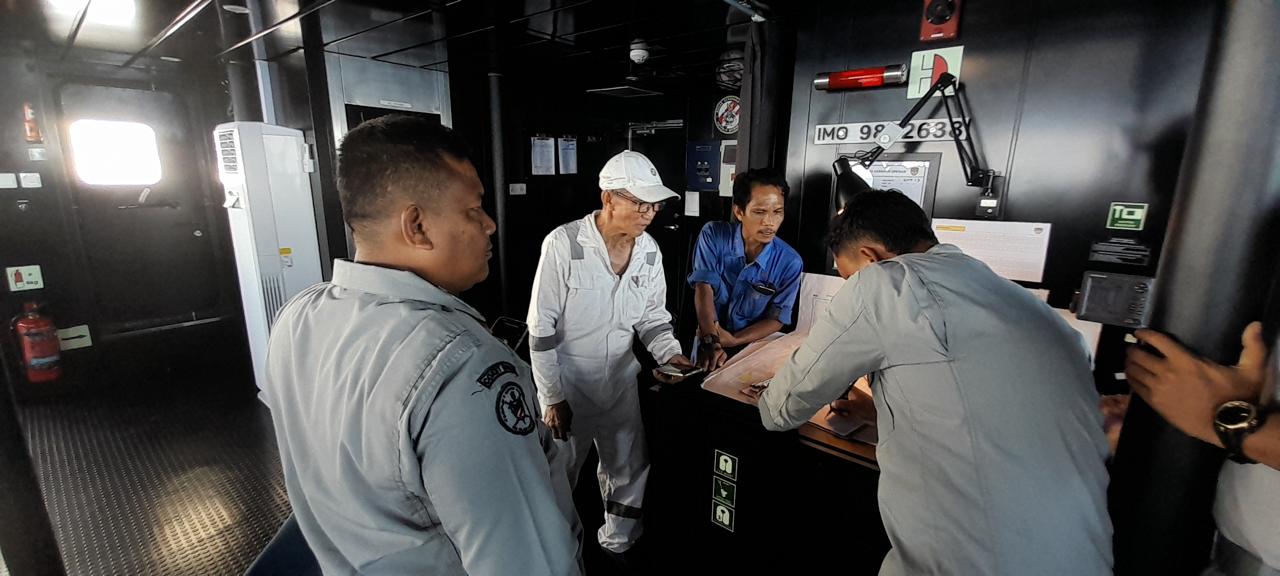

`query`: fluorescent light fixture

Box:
[68,119,162,186]
[48,0,137,27]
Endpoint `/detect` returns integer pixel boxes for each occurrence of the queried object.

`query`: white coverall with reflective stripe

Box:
[527,212,682,553]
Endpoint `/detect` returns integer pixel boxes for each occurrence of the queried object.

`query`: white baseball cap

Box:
[598,150,679,203]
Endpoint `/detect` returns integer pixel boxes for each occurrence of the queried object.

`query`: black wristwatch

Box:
[1214,400,1266,464]
[700,333,721,349]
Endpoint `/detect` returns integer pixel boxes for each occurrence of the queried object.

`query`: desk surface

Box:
[698,371,879,471]
[798,424,878,470]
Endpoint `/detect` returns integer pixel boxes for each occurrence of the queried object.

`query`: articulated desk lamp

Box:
[832,72,999,217]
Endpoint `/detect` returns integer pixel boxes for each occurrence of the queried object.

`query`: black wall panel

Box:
[0,55,93,393]
[449,35,733,328]
[784,0,1216,386]
[0,51,251,396]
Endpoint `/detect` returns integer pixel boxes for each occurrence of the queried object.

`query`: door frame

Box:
[48,74,239,340]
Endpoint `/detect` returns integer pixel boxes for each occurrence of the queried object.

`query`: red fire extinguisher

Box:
[12,302,61,383]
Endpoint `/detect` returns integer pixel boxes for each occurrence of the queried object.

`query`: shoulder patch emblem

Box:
[477,361,517,389]
[496,382,536,436]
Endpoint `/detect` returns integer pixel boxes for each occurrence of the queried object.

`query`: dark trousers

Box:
[245,515,321,576]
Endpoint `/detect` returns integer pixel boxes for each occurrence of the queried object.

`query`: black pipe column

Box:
[737,16,794,171]
[1109,1,1280,574]
[213,0,263,122]
[299,0,348,271]
[486,25,510,315]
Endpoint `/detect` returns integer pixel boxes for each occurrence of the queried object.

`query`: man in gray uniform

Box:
[759,190,1112,575]
[261,115,579,575]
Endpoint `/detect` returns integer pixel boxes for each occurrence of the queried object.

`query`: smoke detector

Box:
[629,39,649,64]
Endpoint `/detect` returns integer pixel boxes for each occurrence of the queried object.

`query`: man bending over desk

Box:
[759,190,1112,576]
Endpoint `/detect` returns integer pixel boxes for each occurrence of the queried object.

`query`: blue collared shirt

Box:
[687,221,803,333]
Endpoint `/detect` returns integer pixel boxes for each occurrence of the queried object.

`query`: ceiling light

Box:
[48,0,136,27]
[221,4,250,14]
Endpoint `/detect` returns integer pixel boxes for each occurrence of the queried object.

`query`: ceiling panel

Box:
[319,3,407,43]
[41,0,204,55]
[25,0,751,84]
[375,42,449,68]
[324,10,447,60]
[251,0,305,60]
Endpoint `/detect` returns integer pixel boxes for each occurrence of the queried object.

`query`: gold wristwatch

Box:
[1214,400,1266,464]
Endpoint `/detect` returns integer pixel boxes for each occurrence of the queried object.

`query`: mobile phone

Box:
[657,364,705,377]
[490,316,528,351]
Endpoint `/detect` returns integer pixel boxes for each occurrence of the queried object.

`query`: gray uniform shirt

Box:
[759,244,1113,576]
[262,260,579,575]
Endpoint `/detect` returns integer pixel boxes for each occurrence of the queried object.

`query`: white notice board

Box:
[870,161,930,208]
[932,219,1051,283]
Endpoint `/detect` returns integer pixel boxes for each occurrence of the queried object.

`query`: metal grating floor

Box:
[18,385,289,576]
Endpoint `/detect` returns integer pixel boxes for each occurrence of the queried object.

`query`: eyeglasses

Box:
[611,190,665,214]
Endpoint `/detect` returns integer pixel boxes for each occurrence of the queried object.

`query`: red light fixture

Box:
[813,65,906,91]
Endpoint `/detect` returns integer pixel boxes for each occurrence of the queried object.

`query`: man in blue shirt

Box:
[689,168,803,370]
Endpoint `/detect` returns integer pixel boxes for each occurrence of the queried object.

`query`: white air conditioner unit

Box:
[214,122,322,386]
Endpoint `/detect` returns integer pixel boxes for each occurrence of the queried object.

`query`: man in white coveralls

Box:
[527,150,694,560]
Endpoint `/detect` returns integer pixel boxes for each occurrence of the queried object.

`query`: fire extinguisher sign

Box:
[6,265,45,292]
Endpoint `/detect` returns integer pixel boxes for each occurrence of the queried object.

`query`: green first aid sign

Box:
[1107,202,1149,231]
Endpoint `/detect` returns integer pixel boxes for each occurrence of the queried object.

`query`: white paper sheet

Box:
[719,140,736,197]
[806,377,876,441]
[796,272,846,333]
[684,191,700,217]
[1056,308,1104,365]
[932,219,1051,283]
[1019,288,1103,366]
[19,172,42,188]
[870,160,929,208]
[810,405,865,437]
[556,137,577,174]
[531,137,555,175]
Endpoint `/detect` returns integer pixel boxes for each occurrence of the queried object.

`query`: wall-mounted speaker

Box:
[920,0,961,42]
